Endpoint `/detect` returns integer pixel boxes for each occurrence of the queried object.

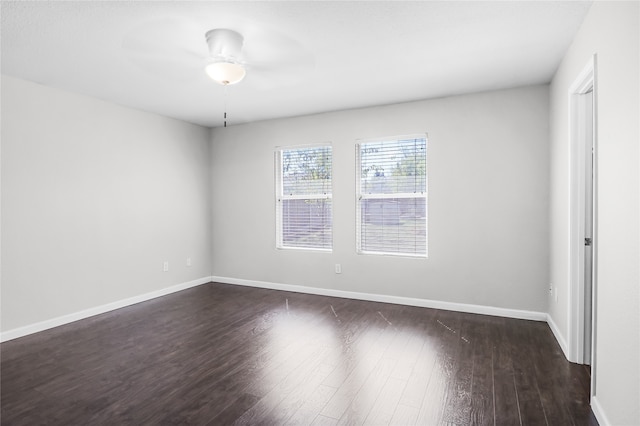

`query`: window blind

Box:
[356,136,427,257]
[276,145,332,250]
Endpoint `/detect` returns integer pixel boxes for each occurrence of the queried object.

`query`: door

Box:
[582,89,594,365]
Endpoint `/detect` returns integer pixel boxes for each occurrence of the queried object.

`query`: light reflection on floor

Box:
[238,297,446,424]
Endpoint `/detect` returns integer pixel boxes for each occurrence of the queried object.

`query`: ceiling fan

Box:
[121,17,315,90]
[204,28,247,86]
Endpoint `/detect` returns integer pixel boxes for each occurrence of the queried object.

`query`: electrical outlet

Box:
[549,283,553,294]
[335,263,342,274]
[186,257,192,267]
[163,261,169,272]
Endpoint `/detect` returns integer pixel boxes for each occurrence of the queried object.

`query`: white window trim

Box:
[355,134,428,258]
[275,143,333,252]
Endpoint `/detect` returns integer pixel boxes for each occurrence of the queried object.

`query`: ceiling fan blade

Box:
[240,28,315,89]
[122,17,208,82]
[245,59,315,90]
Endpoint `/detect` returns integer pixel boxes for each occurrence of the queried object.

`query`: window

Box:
[356,135,427,257]
[276,145,332,250]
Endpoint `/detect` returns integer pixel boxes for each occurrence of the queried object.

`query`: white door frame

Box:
[568,55,598,396]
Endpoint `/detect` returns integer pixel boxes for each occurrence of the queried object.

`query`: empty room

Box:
[1,1,638,425]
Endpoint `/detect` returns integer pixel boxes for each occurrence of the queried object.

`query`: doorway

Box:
[568,56,597,396]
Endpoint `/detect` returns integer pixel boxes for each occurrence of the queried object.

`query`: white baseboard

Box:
[0,276,212,342]
[211,276,547,322]
[546,313,570,358]
[591,396,611,426]
[1,275,549,342]
[1,274,614,423]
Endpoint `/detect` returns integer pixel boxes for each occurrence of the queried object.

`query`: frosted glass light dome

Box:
[205,61,246,85]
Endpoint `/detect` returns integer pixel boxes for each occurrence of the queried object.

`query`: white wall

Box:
[210,85,550,313]
[1,76,213,334]
[549,1,639,424]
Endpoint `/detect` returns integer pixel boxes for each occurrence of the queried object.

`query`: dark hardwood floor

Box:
[1,282,598,425]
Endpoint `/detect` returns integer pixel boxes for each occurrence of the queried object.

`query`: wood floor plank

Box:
[267,361,336,424]
[284,383,338,425]
[206,393,261,426]
[491,317,523,426]
[311,414,340,426]
[396,337,438,409]
[468,320,494,426]
[320,309,382,389]
[442,317,475,424]
[396,308,442,410]
[336,356,397,425]
[506,319,549,426]
[234,344,331,425]
[320,319,395,420]
[389,403,420,425]
[364,376,407,424]
[527,322,575,426]
[1,282,598,426]
[415,310,464,425]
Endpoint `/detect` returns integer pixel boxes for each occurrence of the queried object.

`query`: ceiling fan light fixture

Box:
[205,61,246,86]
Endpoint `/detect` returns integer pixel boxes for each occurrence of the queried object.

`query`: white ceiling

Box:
[1,1,592,128]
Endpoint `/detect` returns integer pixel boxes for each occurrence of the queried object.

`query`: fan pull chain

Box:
[223,85,228,127]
